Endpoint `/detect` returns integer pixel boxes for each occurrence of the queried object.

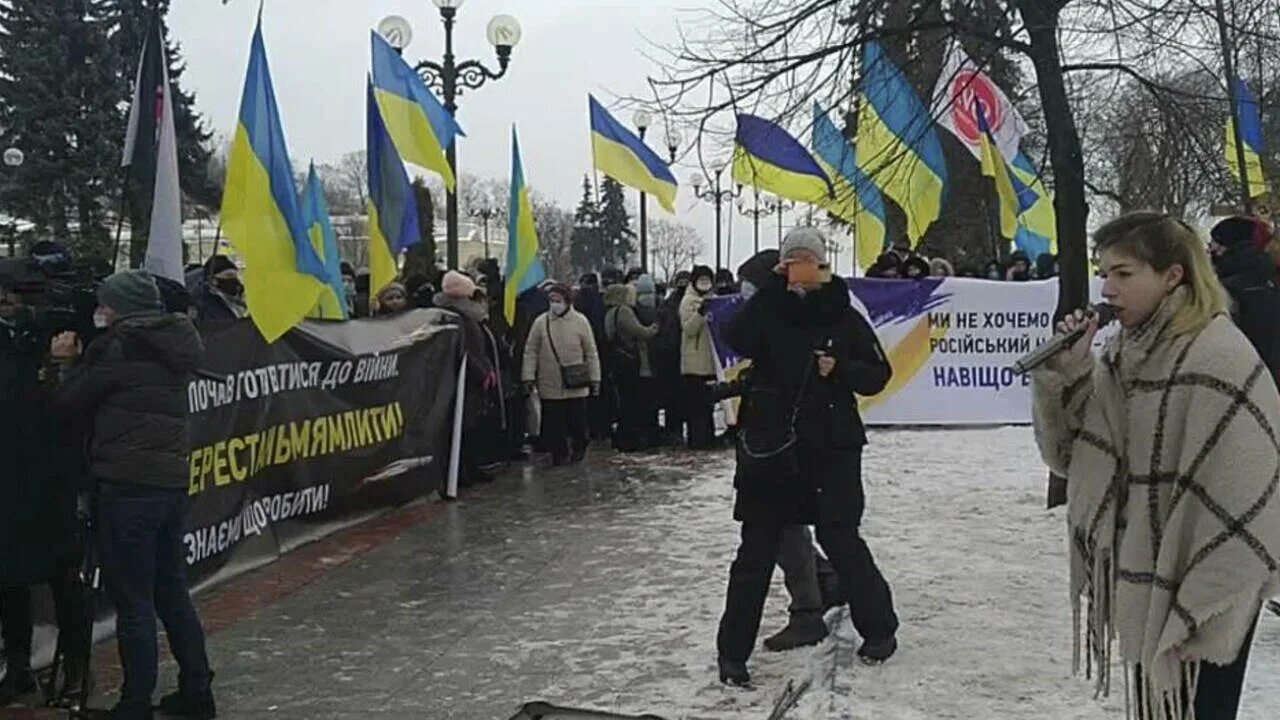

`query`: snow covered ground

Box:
[539,426,1280,720]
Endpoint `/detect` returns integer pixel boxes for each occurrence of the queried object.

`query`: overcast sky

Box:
[168,0,841,274]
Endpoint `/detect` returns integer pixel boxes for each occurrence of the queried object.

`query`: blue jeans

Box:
[97,487,211,705]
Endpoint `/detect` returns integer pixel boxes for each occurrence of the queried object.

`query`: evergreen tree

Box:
[597,177,634,268]
[0,0,125,263]
[569,175,602,274]
[106,0,216,265]
[403,178,438,280]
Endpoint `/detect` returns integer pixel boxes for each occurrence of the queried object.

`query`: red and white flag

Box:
[122,15,183,282]
[930,41,1028,164]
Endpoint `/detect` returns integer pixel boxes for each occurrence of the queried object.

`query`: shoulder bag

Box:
[545,315,593,389]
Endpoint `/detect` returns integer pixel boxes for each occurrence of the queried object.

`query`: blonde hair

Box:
[1092,211,1227,337]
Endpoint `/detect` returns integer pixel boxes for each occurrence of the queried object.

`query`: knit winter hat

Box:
[441,270,477,299]
[376,282,407,305]
[98,269,163,315]
[204,254,237,278]
[545,282,571,301]
[1211,216,1270,250]
[690,265,715,285]
[634,274,656,297]
[781,226,829,265]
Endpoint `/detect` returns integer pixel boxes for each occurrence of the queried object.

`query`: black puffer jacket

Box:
[726,275,891,525]
[51,313,203,490]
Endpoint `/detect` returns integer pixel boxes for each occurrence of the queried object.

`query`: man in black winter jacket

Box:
[1210,216,1280,381]
[49,270,214,720]
[715,229,899,687]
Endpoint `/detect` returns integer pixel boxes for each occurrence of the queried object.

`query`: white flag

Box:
[144,42,184,283]
[930,41,1028,163]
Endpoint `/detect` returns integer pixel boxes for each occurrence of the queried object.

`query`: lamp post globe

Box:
[433,0,466,9]
[632,109,652,133]
[2,148,22,168]
[665,128,682,161]
[691,173,705,194]
[486,15,522,50]
[710,159,727,176]
[377,15,413,50]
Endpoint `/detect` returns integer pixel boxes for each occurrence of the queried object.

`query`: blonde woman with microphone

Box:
[1032,212,1280,720]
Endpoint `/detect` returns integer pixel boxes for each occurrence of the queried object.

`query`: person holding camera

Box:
[679,265,719,450]
[715,228,899,687]
[0,280,91,707]
[48,270,215,720]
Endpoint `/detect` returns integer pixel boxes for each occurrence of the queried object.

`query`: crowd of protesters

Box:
[5,214,1280,718]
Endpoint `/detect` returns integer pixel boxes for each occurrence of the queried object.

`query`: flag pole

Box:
[112,183,130,271]
[1216,0,1253,214]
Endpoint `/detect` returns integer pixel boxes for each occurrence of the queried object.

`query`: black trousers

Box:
[717,521,898,662]
[1136,620,1257,720]
[683,375,716,449]
[615,376,658,451]
[541,398,588,462]
[1,573,91,672]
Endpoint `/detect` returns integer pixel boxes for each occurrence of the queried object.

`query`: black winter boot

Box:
[856,635,898,666]
[0,662,37,705]
[157,688,217,719]
[717,657,751,687]
[763,615,829,652]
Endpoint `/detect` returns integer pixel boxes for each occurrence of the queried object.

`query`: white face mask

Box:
[549,301,568,316]
[740,280,758,300]
[93,310,110,329]
[695,281,713,294]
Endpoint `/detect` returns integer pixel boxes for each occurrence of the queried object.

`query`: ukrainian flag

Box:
[977,103,1018,241]
[366,79,421,297]
[505,127,546,323]
[811,103,887,271]
[589,96,678,213]
[856,41,948,244]
[301,162,348,320]
[371,31,463,191]
[1010,153,1057,259]
[732,114,833,206]
[1227,78,1268,199]
[220,17,328,342]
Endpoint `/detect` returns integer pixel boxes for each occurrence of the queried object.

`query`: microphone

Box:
[1010,303,1115,375]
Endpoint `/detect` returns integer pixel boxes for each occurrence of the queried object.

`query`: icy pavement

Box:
[199,427,1280,719]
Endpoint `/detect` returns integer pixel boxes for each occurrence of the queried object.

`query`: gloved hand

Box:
[522,381,536,396]
[696,300,710,316]
[590,382,601,397]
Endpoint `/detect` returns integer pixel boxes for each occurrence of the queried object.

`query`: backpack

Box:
[1230,281,1280,383]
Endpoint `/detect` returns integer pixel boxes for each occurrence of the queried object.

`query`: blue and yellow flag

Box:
[977,103,1018,241]
[589,96,678,213]
[366,79,421,297]
[505,127,547,323]
[220,16,327,342]
[370,31,463,191]
[1227,78,1268,199]
[811,103,887,271]
[1010,153,1057,260]
[856,41,948,244]
[302,162,348,320]
[732,114,833,206]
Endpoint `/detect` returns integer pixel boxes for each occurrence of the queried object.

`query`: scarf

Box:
[1033,286,1280,719]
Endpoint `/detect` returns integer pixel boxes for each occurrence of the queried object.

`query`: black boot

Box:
[856,635,898,666]
[106,699,154,720]
[54,657,93,709]
[0,662,37,705]
[157,688,217,719]
[763,615,829,652]
[717,657,751,687]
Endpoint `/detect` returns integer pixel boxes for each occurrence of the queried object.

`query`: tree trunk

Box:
[1020,2,1090,317]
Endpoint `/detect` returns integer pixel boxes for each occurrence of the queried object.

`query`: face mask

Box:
[549,301,568,316]
[637,294,656,309]
[93,310,110,329]
[740,280,758,300]
[215,277,245,298]
[695,281,713,294]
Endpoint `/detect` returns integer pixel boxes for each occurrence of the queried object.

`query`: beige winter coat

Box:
[522,309,601,401]
[679,289,717,377]
[1032,287,1280,718]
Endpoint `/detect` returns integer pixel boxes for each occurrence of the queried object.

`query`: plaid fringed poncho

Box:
[1033,287,1280,720]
